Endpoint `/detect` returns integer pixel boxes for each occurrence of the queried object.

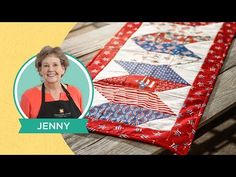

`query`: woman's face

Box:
[39,55,65,84]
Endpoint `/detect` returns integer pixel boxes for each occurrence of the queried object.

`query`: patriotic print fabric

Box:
[86,22,236,155]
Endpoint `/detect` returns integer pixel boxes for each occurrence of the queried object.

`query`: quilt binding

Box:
[85,22,236,155]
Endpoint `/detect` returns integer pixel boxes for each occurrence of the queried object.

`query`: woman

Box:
[20,46,83,118]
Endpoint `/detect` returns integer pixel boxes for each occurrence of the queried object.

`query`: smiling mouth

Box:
[47,73,57,77]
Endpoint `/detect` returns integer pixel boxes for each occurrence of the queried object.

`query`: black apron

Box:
[37,83,81,118]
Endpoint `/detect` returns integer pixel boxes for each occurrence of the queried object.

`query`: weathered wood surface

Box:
[65,23,115,40]
[61,23,125,59]
[199,39,236,128]
[61,23,236,155]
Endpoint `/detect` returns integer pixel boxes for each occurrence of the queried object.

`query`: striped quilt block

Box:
[86,22,236,155]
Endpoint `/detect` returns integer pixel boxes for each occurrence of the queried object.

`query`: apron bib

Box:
[37,83,81,118]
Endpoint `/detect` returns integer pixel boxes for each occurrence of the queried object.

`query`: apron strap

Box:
[41,83,46,103]
[61,84,81,117]
[61,84,73,102]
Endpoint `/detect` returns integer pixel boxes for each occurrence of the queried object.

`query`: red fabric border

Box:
[85,22,236,155]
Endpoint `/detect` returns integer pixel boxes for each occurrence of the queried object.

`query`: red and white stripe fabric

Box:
[94,82,175,115]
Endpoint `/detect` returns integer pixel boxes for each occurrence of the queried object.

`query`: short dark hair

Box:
[35,46,69,73]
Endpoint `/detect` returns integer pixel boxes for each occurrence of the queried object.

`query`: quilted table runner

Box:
[86,22,236,155]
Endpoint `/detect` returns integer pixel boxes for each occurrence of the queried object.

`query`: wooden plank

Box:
[63,133,105,152]
[65,23,113,40]
[79,50,99,65]
[63,133,161,155]
[61,23,236,155]
[220,38,236,73]
[65,25,98,40]
[200,67,236,127]
[199,38,236,127]
[70,22,94,32]
[93,22,116,28]
[61,23,125,58]
[76,135,160,155]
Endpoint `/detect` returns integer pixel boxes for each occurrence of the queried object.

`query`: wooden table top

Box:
[61,22,236,155]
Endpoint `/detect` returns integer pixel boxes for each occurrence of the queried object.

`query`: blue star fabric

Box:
[88,103,172,125]
[115,60,190,85]
[133,39,201,59]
